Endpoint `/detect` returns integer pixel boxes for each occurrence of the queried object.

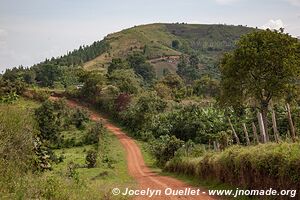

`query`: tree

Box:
[172,40,180,49]
[127,52,146,68]
[177,55,200,82]
[23,70,36,84]
[134,63,156,84]
[36,64,63,87]
[219,29,300,134]
[127,52,156,83]
[79,71,106,100]
[193,75,220,97]
[150,135,184,166]
[107,58,129,74]
[160,73,184,90]
[34,101,60,142]
[109,69,142,94]
[189,54,199,68]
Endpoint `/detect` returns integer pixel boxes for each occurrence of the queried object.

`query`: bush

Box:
[150,135,184,166]
[85,150,97,168]
[23,89,50,102]
[72,108,89,129]
[84,122,104,145]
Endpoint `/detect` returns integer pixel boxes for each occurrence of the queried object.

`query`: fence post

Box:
[243,123,250,145]
[271,109,279,142]
[252,122,260,144]
[257,112,267,143]
[228,117,240,144]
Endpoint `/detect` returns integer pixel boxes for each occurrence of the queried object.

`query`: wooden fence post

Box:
[252,122,260,144]
[228,117,240,144]
[243,123,250,145]
[257,112,267,143]
[271,109,279,143]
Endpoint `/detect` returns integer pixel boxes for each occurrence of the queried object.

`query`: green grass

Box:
[50,126,135,199]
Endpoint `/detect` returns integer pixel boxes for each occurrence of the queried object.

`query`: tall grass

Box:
[165,143,300,199]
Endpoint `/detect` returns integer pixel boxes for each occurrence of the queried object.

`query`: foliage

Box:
[85,122,104,145]
[148,104,228,143]
[23,89,51,102]
[109,69,142,94]
[72,108,89,129]
[177,54,201,82]
[107,58,129,74]
[86,150,98,168]
[35,100,61,142]
[78,71,106,101]
[219,29,300,133]
[193,75,220,97]
[35,64,63,87]
[0,91,19,103]
[171,40,180,49]
[149,135,184,166]
[119,91,167,132]
[127,52,156,83]
[0,78,26,96]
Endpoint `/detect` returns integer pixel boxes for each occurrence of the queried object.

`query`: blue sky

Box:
[0,0,299,71]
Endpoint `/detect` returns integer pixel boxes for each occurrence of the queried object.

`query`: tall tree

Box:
[219,29,300,135]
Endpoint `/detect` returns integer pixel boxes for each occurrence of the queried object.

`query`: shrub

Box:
[25,89,50,102]
[150,135,184,166]
[84,122,104,145]
[85,150,97,168]
[72,108,89,129]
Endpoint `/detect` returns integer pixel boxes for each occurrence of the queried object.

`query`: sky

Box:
[0,0,299,72]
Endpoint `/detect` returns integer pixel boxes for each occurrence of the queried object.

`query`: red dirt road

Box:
[53,97,218,200]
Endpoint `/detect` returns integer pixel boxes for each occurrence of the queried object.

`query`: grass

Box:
[52,132,135,187]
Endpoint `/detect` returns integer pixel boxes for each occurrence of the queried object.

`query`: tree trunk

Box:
[271,109,279,143]
[243,123,250,145]
[252,122,260,144]
[228,117,240,144]
[257,112,267,143]
[286,103,296,142]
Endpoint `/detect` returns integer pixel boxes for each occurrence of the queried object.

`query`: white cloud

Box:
[261,19,284,30]
[285,0,300,6]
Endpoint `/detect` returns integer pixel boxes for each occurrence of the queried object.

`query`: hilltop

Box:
[30,23,255,78]
[83,23,255,77]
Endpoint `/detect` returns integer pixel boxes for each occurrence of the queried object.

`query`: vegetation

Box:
[0,97,133,199]
[1,23,300,199]
[165,143,300,198]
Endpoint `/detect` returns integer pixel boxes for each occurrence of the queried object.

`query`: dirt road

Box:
[55,97,217,200]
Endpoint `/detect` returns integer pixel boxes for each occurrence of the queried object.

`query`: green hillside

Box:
[83,23,255,77]
[27,23,255,79]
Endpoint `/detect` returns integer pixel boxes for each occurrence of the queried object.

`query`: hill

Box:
[83,23,255,77]
[30,23,256,78]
